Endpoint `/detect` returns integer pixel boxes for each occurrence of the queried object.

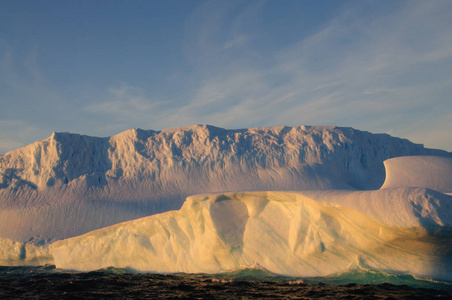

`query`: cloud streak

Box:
[84,83,167,132]
[0,120,47,154]
[1,1,451,152]
[165,0,452,150]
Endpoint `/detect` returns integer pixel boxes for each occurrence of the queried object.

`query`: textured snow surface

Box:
[381,156,452,193]
[50,189,452,279]
[0,125,449,243]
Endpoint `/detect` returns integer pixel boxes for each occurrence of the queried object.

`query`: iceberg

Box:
[50,188,452,279]
[1,125,450,244]
[1,154,452,280]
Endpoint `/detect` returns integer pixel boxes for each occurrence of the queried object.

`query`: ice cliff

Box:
[0,125,450,243]
[50,189,452,280]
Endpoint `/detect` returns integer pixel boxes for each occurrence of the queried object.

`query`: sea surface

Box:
[1,265,451,299]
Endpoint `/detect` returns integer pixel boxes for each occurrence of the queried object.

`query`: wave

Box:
[2,265,452,299]
[303,265,452,289]
[204,264,452,290]
[1,264,452,292]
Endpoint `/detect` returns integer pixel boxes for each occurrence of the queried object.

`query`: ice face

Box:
[50,189,452,280]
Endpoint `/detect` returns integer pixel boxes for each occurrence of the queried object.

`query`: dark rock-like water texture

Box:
[1,266,451,299]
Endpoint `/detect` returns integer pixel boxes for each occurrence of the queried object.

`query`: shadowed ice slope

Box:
[50,189,452,280]
[0,125,450,243]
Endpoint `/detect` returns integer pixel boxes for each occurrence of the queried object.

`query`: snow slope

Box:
[50,189,452,280]
[0,125,450,243]
[381,156,452,193]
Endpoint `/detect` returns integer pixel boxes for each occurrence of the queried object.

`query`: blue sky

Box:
[1,0,451,154]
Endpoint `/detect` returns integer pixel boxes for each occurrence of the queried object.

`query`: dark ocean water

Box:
[1,265,451,299]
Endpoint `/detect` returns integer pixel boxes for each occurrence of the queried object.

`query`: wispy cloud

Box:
[0,47,65,153]
[84,83,167,130]
[1,1,451,153]
[0,47,60,106]
[0,120,48,155]
[224,34,249,49]
[171,0,452,150]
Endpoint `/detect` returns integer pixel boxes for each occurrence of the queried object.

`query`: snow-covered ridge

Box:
[0,125,450,243]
